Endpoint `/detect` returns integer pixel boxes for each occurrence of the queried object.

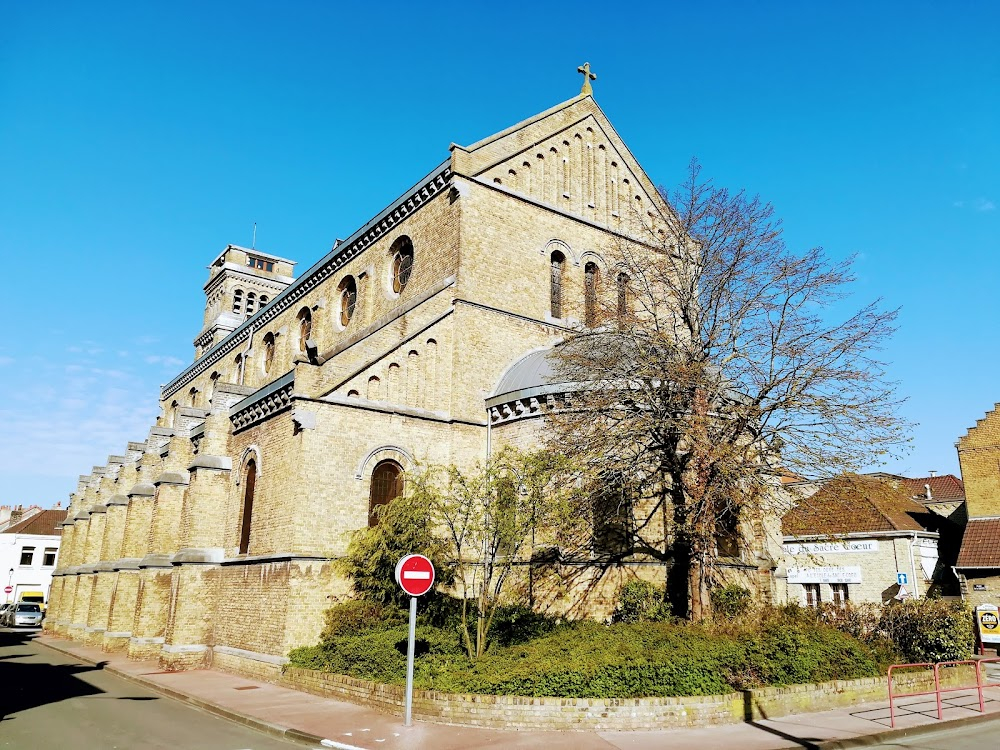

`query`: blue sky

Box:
[1,1,996,507]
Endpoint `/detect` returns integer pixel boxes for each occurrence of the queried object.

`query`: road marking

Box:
[320,740,368,750]
[402,571,431,579]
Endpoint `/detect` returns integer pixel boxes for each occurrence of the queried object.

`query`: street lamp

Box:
[6,568,12,603]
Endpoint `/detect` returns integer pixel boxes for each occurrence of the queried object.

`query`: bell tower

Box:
[194,244,296,360]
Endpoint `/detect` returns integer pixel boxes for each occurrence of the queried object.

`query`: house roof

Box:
[783,474,937,537]
[956,518,1000,568]
[898,475,965,503]
[1,509,65,537]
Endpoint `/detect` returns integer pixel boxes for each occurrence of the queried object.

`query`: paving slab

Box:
[33,634,1000,750]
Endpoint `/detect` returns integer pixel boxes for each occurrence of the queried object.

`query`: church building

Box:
[45,76,779,678]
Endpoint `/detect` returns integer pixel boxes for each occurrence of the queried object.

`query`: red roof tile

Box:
[783,474,935,537]
[1,509,65,537]
[956,519,1000,568]
[899,475,965,503]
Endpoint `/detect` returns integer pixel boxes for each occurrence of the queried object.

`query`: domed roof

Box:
[487,347,574,407]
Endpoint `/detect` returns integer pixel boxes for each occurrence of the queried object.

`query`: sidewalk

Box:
[34,634,1000,750]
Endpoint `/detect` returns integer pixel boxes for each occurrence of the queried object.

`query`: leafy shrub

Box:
[611,580,673,624]
[489,604,561,647]
[319,600,408,643]
[733,622,881,689]
[435,622,739,697]
[879,599,973,663]
[710,585,753,619]
[289,625,466,683]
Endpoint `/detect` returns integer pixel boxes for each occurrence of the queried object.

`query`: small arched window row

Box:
[550,250,565,319]
[233,289,245,315]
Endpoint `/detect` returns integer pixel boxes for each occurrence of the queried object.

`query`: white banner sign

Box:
[788,566,863,584]
[783,541,879,555]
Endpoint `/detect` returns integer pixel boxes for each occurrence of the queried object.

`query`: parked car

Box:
[0,602,13,626]
[8,603,43,628]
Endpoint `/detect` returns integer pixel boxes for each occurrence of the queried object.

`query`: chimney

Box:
[924,483,932,501]
[928,470,937,478]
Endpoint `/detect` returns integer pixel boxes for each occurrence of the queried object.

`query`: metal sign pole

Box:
[404,595,417,727]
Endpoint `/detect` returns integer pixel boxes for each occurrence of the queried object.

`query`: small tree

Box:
[409,447,579,658]
[337,489,450,610]
[550,160,909,620]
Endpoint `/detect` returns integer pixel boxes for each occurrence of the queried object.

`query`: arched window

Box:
[261,333,275,375]
[234,353,244,384]
[389,236,414,295]
[550,251,565,318]
[584,262,600,327]
[233,289,245,315]
[246,292,257,315]
[238,459,257,554]
[339,276,357,327]
[259,294,269,309]
[188,387,199,407]
[616,272,630,322]
[297,307,312,352]
[209,371,221,403]
[369,460,403,526]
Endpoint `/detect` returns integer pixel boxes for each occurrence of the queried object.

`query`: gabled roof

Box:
[898,475,965,503]
[451,94,675,232]
[783,474,938,537]
[1,509,64,537]
[956,519,1000,569]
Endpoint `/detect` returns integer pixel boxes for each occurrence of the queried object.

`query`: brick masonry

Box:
[279,667,961,731]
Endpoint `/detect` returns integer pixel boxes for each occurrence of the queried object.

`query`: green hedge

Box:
[288,617,883,698]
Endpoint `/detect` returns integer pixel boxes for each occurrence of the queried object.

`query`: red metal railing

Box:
[888,658,1000,727]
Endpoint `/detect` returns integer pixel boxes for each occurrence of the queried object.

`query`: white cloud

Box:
[145,354,185,368]
[975,198,996,213]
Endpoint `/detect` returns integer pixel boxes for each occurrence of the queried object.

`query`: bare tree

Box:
[549,160,910,621]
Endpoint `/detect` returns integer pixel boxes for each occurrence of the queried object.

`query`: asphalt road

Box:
[868,719,1000,749]
[0,628,306,750]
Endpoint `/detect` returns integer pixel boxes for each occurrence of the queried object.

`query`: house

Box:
[1,509,64,605]
[780,475,944,606]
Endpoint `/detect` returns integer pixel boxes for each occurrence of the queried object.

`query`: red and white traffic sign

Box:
[3,586,12,594]
[395,554,435,597]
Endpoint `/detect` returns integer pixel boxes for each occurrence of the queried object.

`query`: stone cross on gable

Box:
[577,62,597,95]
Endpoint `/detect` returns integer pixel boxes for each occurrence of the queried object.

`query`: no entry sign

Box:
[395,554,435,597]
[3,586,12,594]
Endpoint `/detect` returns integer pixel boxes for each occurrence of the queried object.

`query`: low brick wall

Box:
[281,668,743,730]
[281,666,980,731]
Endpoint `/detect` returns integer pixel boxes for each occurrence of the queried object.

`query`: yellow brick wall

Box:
[957,405,1000,518]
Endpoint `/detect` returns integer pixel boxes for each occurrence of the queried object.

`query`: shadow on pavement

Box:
[742,690,822,750]
[0,630,158,721]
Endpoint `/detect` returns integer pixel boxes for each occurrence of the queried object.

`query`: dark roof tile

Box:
[1,510,66,537]
[956,519,1000,568]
